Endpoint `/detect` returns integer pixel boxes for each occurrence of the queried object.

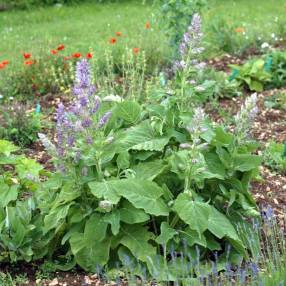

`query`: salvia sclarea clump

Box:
[174,13,206,71]
[39,59,112,168]
[234,93,258,141]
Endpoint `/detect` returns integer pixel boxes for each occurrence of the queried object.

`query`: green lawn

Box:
[0,0,167,68]
[0,0,285,67]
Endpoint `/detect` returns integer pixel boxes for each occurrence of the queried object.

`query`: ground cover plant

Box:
[0,0,286,284]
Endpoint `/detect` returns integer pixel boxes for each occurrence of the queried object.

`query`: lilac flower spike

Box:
[176,13,205,71]
[98,111,112,128]
[52,59,111,168]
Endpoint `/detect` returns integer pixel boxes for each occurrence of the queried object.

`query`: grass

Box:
[0,0,167,69]
[1,0,286,67]
[203,0,286,56]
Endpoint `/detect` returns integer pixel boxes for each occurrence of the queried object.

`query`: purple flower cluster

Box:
[55,59,112,163]
[175,13,205,71]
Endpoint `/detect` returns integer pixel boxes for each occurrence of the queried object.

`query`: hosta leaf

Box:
[133,160,168,181]
[173,193,211,235]
[121,225,156,262]
[88,181,121,204]
[119,200,149,224]
[155,222,177,245]
[115,100,141,124]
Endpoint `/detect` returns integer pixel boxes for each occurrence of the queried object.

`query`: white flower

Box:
[102,95,123,102]
[261,42,270,49]
[195,86,205,92]
[9,96,13,100]
[271,33,275,38]
[0,94,3,99]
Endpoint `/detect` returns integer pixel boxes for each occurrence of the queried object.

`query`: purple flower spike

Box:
[98,111,112,128]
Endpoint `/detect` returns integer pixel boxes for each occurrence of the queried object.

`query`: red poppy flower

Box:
[2,60,9,65]
[133,47,140,55]
[51,49,57,55]
[24,60,33,65]
[109,37,117,44]
[145,22,151,29]
[23,53,31,59]
[0,63,5,69]
[57,44,65,51]
[72,53,81,58]
[115,31,122,37]
[86,53,93,59]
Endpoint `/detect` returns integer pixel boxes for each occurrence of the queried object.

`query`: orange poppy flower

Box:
[51,49,57,55]
[133,47,140,55]
[2,60,9,65]
[0,63,5,69]
[72,53,81,58]
[86,53,93,59]
[109,37,117,44]
[23,53,31,59]
[64,56,71,60]
[57,44,65,51]
[24,60,33,65]
[235,27,245,33]
[115,31,122,37]
[145,21,151,29]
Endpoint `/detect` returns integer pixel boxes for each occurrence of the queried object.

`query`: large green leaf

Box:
[44,203,72,232]
[16,158,43,179]
[111,179,169,216]
[132,160,168,181]
[119,200,149,224]
[84,213,108,243]
[121,225,156,262]
[208,207,235,239]
[0,140,19,156]
[90,179,169,216]
[114,121,170,153]
[115,100,141,124]
[173,193,211,235]
[0,181,18,207]
[233,154,262,172]
[180,228,207,248]
[70,233,110,271]
[104,210,120,236]
[88,181,121,204]
[155,222,177,245]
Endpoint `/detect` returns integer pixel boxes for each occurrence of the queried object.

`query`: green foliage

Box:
[157,0,206,54]
[263,140,286,174]
[230,58,271,92]
[207,17,250,55]
[0,140,47,263]
[264,91,286,110]
[2,51,74,99]
[230,50,286,92]
[36,95,261,276]
[0,103,42,147]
